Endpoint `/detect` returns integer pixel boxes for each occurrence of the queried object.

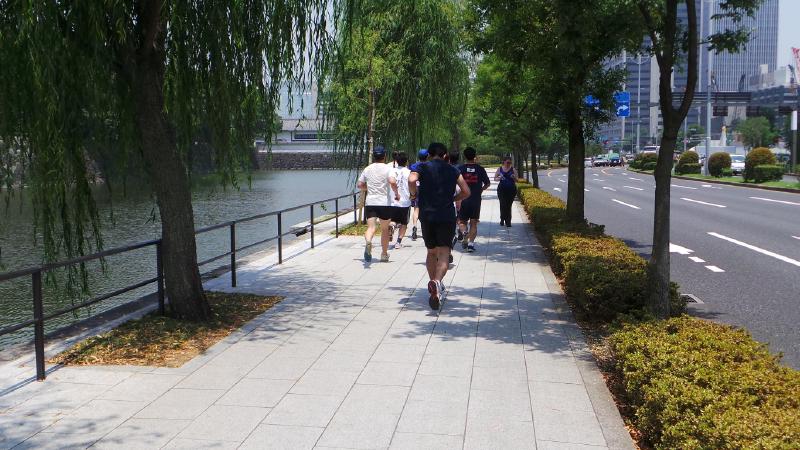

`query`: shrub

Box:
[610,317,800,449]
[752,164,784,183]
[477,154,501,166]
[721,167,733,177]
[630,152,657,169]
[675,163,701,175]
[743,147,776,181]
[642,161,657,171]
[707,152,731,177]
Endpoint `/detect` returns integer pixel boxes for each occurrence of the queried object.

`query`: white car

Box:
[584,158,593,168]
[730,155,745,175]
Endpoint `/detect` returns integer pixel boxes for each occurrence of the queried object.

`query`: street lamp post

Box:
[704,0,713,176]
[636,53,642,153]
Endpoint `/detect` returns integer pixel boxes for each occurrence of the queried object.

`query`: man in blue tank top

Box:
[409,142,470,310]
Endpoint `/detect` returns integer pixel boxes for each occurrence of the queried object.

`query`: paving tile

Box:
[247,355,316,380]
[239,424,324,450]
[45,368,133,386]
[464,418,536,450]
[43,399,146,436]
[290,369,359,396]
[317,411,399,449]
[0,414,60,449]
[205,342,278,369]
[178,405,269,442]
[92,418,189,449]
[536,441,608,450]
[311,350,372,372]
[175,364,250,390]
[13,432,100,450]
[388,432,463,450]
[263,394,342,427]
[531,381,594,412]
[533,408,606,446]
[135,389,224,420]
[370,343,427,364]
[357,361,419,387]
[470,365,529,392]
[408,374,471,403]
[162,438,239,449]
[99,374,184,403]
[337,384,410,416]
[418,354,474,378]
[217,378,294,408]
[467,389,533,422]
[396,400,467,436]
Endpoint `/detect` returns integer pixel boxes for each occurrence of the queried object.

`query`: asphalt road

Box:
[536,167,800,369]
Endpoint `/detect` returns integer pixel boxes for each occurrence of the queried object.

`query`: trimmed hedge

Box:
[630,152,657,169]
[517,185,683,320]
[477,154,501,166]
[721,167,733,177]
[675,163,701,175]
[611,317,800,449]
[743,147,776,181]
[707,152,731,177]
[642,161,657,171]
[753,164,784,183]
[675,151,699,174]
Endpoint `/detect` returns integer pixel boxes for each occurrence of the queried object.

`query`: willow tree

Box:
[324,0,469,158]
[636,0,762,318]
[468,0,641,222]
[0,1,337,320]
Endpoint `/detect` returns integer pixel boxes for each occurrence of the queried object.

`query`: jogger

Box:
[457,147,491,252]
[357,146,394,262]
[409,142,470,310]
[495,156,518,227]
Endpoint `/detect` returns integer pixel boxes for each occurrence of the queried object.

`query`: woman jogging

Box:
[494,156,518,227]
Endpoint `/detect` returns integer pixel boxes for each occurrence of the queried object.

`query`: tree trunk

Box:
[566,107,586,223]
[529,139,540,188]
[648,125,678,319]
[133,47,211,321]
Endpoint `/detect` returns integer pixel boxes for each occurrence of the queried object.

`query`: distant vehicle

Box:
[593,156,609,167]
[730,155,745,175]
[584,157,593,168]
[608,153,621,166]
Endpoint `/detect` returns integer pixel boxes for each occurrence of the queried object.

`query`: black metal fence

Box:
[0,191,359,381]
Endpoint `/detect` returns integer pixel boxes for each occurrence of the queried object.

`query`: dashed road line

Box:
[558,179,566,183]
[612,199,640,209]
[793,236,800,240]
[708,232,800,268]
[689,256,706,263]
[623,185,644,191]
[669,243,694,255]
[628,177,644,181]
[584,189,590,192]
[553,187,562,192]
[749,197,800,206]
[705,265,725,273]
[602,186,617,192]
[671,184,698,190]
[681,198,726,208]
[593,173,599,177]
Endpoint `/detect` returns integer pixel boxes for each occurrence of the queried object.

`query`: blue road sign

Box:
[614,91,630,117]
[584,95,600,108]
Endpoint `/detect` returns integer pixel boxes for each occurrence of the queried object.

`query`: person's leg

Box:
[497,189,507,225]
[434,246,451,281]
[468,219,479,242]
[411,207,420,240]
[426,248,437,280]
[364,216,376,261]
[396,224,407,244]
[504,188,517,225]
[379,218,391,260]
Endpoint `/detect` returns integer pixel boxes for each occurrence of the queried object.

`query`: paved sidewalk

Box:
[0,188,634,449]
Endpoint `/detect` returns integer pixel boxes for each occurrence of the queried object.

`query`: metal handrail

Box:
[0,191,359,381]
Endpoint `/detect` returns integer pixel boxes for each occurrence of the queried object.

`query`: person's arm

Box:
[510,168,518,181]
[357,171,367,191]
[481,167,491,191]
[408,171,419,200]
[454,175,470,202]
[494,167,502,181]
[389,173,400,201]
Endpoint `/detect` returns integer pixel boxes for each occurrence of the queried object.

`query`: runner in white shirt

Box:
[357,146,395,262]
[388,152,412,249]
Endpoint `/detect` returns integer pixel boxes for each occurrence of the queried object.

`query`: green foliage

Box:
[674,151,699,174]
[721,167,734,177]
[736,116,777,149]
[707,152,731,177]
[642,162,657,171]
[324,0,468,157]
[743,147,777,181]
[629,152,658,169]
[476,154,501,166]
[610,317,800,449]
[675,163,701,175]
[752,165,785,183]
[517,185,684,321]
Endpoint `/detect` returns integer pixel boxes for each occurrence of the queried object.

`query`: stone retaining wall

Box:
[256,151,366,170]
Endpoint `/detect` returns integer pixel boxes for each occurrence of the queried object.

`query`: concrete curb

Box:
[628,168,800,194]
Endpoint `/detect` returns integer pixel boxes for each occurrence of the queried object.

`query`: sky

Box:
[778,0,800,67]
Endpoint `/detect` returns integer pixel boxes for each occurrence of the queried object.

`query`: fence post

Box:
[335,198,339,238]
[156,241,165,315]
[277,212,283,264]
[353,194,357,224]
[310,205,315,248]
[230,222,237,287]
[32,270,45,381]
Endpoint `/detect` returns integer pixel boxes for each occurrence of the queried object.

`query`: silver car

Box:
[730,155,745,175]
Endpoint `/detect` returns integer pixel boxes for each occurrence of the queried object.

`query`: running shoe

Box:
[456,229,464,241]
[394,241,402,250]
[506,222,512,228]
[380,252,390,262]
[411,227,418,241]
[427,280,440,310]
[467,243,475,253]
[364,242,372,262]
[462,239,468,250]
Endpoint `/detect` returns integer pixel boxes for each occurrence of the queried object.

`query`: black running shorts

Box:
[420,220,456,249]
[457,199,481,221]
[390,206,410,225]
[364,205,393,220]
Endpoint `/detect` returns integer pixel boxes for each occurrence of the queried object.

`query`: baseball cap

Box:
[373,146,386,158]
[418,149,429,158]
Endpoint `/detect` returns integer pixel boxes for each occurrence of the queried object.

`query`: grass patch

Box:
[335,222,380,236]
[51,292,282,367]
[679,173,800,190]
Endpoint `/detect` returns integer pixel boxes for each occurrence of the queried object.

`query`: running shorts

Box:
[364,205,393,220]
[457,199,481,221]
[420,220,456,249]
[390,206,410,225]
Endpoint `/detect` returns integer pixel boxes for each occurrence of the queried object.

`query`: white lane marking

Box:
[584,189,590,192]
[553,187,562,192]
[681,197,726,208]
[593,173,599,177]
[671,184,698,190]
[612,199,640,209]
[593,178,606,182]
[701,184,712,187]
[558,179,566,183]
[669,243,694,255]
[621,172,628,175]
[793,236,800,240]
[708,232,800,268]
[623,185,644,191]
[628,177,644,181]
[705,265,725,273]
[749,196,800,206]
[547,171,553,177]
[602,186,617,192]
[689,256,706,263]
